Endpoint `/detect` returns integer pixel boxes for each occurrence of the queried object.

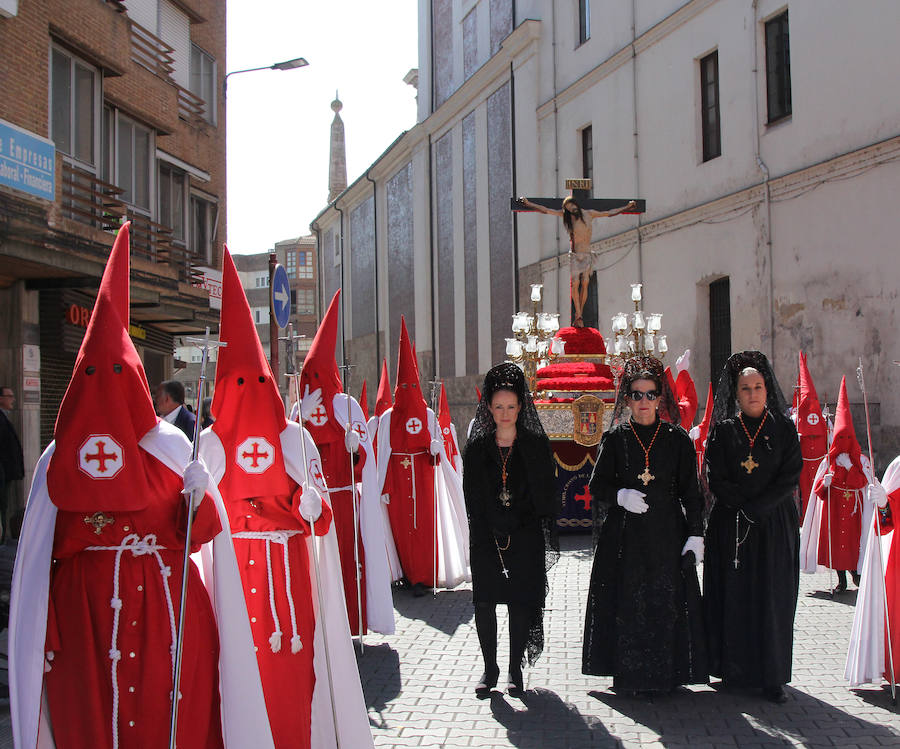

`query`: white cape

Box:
[800,455,874,574]
[845,455,900,686]
[199,421,374,749]
[367,413,403,581]
[375,406,470,589]
[332,393,395,634]
[9,420,275,749]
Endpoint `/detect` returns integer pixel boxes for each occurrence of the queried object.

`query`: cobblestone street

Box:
[1,533,899,747]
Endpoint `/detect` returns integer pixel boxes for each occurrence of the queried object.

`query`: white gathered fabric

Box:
[84,533,176,749]
[232,530,304,654]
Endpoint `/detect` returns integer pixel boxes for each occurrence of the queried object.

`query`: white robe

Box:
[375,406,471,589]
[367,412,403,582]
[845,455,900,686]
[199,421,374,749]
[9,420,275,749]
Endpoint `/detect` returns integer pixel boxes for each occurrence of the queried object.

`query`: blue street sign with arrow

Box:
[271,264,291,328]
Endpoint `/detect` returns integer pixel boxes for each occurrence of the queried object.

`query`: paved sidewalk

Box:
[1,533,899,747]
[358,533,900,748]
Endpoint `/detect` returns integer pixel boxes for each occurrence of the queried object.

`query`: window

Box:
[297,250,313,279]
[190,44,217,125]
[51,46,99,167]
[253,307,270,325]
[158,162,187,242]
[295,288,315,315]
[581,125,593,182]
[255,273,269,288]
[700,51,721,161]
[116,115,152,212]
[709,277,731,383]
[578,0,591,45]
[191,194,217,263]
[765,11,791,123]
[286,250,297,278]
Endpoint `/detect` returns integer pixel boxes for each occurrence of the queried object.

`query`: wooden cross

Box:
[741,454,759,474]
[511,178,645,216]
[83,511,115,535]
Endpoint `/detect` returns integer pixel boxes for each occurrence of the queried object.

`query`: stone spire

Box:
[328,92,347,203]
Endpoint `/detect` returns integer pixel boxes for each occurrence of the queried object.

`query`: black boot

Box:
[833,570,848,595]
[763,684,788,704]
[474,603,499,695]
[851,570,861,587]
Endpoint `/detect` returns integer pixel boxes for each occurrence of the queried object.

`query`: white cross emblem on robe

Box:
[406,417,422,434]
[309,405,328,427]
[807,412,820,426]
[78,435,124,479]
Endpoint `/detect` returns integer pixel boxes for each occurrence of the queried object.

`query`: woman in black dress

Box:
[463,363,558,696]
[583,355,707,695]
[703,351,802,704]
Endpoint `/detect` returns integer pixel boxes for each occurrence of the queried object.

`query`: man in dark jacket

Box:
[154,379,197,441]
[0,387,24,544]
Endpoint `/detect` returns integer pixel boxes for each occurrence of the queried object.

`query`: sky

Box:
[225,1,420,255]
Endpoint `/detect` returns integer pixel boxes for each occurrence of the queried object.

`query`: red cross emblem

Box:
[807,412,820,426]
[442,426,450,436]
[78,435,124,479]
[575,483,592,511]
[406,417,422,434]
[352,421,368,441]
[236,437,275,474]
[307,458,326,493]
[309,405,328,427]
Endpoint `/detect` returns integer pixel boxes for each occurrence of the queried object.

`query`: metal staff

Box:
[429,378,441,597]
[857,358,897,704]
[339,361,364,652]
[281,324,343,745]
[169,327,226,749]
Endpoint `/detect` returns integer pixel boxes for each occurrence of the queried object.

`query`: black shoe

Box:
[412,582,427,597]
[832,582,847,595]
[763,685,788,704]
[506,667,524,696]
[851,570,861,587]
[475,666,499,695]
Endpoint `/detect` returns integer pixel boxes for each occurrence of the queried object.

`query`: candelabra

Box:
[505,284,565,394]
[609,283,667,358]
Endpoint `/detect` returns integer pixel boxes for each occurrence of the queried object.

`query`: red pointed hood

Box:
[47,223,160,511]
[697,383,713,443]
[374,358,392,417]
[475,387,482,402]
[298,290,344,444]
[359,380,369,421]
[390,317,429,449]
[211,248,290,501]
[829,376,863,470]
[797,352,827,440]
[438,383,459,464]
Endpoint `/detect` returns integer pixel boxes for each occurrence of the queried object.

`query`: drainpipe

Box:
[631,0,643,290]
[428,132,436,381]
[366,168,380,369]
[510,61,519,306]
[335,201,346,367]
[752,0,775,359]
[550,0,562,305]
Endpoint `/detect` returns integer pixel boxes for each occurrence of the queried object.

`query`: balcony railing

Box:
[175,84,206,127]
[130,21,175,80]
[60,161,200,284]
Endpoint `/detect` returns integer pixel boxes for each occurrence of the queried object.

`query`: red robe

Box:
[224,478,332,748]
[813,463,867,570]
[383,448,439,586]
[317,439,368,636]
[44,450,224,749]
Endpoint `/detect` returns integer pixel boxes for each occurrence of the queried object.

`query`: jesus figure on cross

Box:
[517,194,636,327]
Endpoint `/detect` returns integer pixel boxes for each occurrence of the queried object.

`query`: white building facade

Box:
[312,0,900,466]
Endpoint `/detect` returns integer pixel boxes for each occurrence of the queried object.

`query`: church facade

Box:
[311,0,900,467]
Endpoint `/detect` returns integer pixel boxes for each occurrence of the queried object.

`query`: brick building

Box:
[0,0,225,506]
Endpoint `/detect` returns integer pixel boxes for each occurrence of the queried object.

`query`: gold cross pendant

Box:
[741,454,758,474]
[83,511,115,535]
[638,467,654,486]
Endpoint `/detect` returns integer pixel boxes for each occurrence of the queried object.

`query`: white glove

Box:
[429,439,442,457]
[182,460,209,509]
[299,386,323,423]
[299,486,323,522]
[822,473,833,488]
[836,452,852,470]
[616,488,648,514]
[344,430,360,453]
[676,348,691,374]
[681,536,704,564]
[688,425,700,441]
[869,482,889,509]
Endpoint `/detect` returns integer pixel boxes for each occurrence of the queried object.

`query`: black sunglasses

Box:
[628,390,659,402]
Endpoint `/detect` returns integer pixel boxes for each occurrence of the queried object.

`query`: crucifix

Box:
[512,179,645,329]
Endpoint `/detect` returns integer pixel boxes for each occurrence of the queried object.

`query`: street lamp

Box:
[223,56,309,96]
